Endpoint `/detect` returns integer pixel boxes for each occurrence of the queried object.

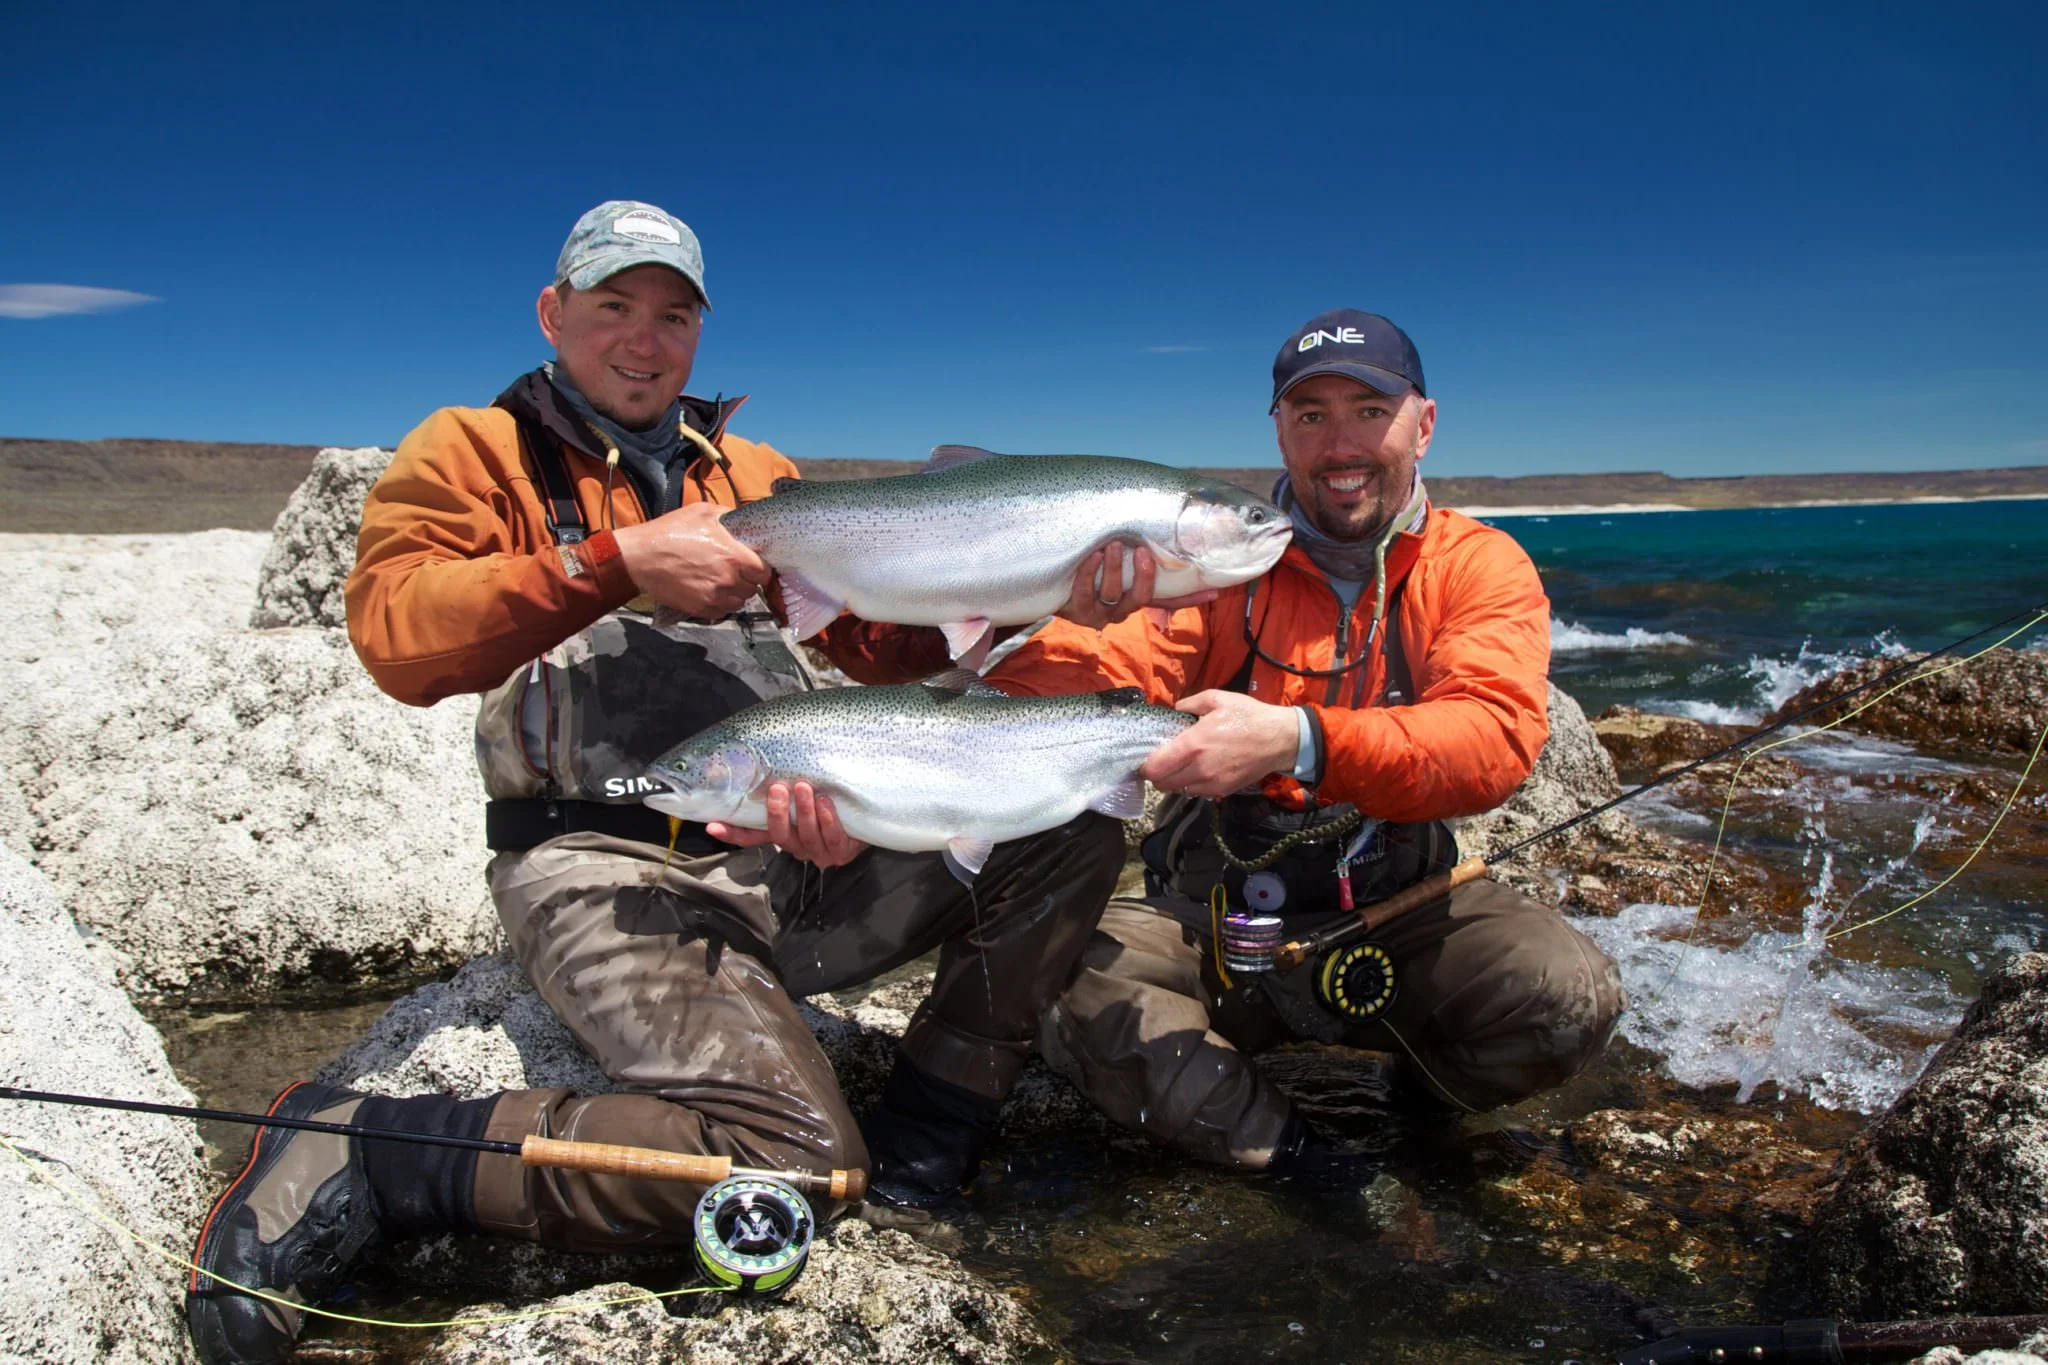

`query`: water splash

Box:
[1573,903,1962,1112]
[1671,698,1759,725]
[1551,618,1694,653]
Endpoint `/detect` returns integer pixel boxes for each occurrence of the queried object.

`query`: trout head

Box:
[643,737,766,826]
[1173,483,1294,586]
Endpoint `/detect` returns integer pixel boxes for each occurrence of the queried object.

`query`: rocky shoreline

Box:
[1,447,2043,1363]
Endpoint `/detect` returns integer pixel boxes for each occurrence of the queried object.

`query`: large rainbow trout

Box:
[643,672,1193,880]
[721,447,1292,664]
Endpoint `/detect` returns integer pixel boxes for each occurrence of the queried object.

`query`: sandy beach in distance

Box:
[1454,491,2048,519]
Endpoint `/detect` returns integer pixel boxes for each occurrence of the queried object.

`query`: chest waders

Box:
[1142,576,1455,1030]
[483,416,824,1290]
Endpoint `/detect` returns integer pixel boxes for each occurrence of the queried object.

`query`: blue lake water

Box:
[1484,497,2048,721]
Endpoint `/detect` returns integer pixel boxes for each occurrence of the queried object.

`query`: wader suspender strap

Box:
[1371,579,1415,707]
[515,421,588,547]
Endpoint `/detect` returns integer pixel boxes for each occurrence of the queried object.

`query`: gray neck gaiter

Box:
[545,361,687,506]
[1273,472,1429,583]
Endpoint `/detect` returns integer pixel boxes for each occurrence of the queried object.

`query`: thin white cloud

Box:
[0,284,161,320]
[1141,344,1208,353]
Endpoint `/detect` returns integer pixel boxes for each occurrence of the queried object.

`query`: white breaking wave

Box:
[1669,699,1759,726]
[1573,903,1963,1113]
[1711,634,1918,720]
[1550,619,1693,653]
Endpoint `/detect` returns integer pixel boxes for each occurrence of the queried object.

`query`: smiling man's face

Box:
[537,263,703,430]
[1273,373,1436,541]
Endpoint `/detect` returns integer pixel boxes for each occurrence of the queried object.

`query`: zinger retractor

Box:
[1314,941,1398,1021]
[693,1176,815,1298]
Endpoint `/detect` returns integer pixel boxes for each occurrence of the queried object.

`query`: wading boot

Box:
[187,1081,493,1364]
[1264,1112,1388,1192]
[858,1059,1002,1223]
[187,1083,384,1364]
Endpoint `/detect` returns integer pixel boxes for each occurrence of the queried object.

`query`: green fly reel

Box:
[1314,941,1398,1021]
[693,1175,814,1298]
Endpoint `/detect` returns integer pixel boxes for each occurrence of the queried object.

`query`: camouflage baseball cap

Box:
[553,200,710,306]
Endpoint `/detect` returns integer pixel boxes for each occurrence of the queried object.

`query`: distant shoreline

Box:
[3,435,2044,534]
[1457,491,2048,519]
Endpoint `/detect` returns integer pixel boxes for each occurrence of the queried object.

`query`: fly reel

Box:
[1314,941,1398,1021]
[694,1175,814,1298]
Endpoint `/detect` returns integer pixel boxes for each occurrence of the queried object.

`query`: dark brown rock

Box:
[1770,648,2048,760]
[1809,952,2048,1319]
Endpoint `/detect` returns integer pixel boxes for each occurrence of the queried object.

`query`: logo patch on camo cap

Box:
[611,210,682,246]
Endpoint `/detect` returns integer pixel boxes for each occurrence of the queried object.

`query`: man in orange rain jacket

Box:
[990,309,1625,1171]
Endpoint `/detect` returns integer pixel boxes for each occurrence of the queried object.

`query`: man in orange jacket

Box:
[990,309,1625,1170]
[184,200,1174,1365]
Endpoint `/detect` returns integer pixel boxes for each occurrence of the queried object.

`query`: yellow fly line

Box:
[0,1131,720,1332]
[1651,608,2048,1003]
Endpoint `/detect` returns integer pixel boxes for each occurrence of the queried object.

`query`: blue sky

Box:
[3,1,2043,477]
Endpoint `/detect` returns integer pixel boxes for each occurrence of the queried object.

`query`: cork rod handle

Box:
[1360,855,1491,933]
[521,1136,733,1184]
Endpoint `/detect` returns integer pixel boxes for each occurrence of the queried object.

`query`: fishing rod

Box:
[1263,599,2048,974]
[0,1084,864,1201]
[1616,1311,2048,1363]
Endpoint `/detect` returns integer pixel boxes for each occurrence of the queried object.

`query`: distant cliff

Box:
[5,435,2045,533]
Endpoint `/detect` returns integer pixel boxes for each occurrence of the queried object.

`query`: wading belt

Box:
[484,799,723,856]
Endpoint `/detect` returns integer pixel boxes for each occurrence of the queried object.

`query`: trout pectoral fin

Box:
[777,571,843,640]
[939,618,994,667]
[943,835,995,884]
[1088,777,1149,821]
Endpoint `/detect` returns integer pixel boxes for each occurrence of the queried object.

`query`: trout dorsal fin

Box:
[922,667,1008,699]
[1095,686,1148,708]
[924,444,1002,473]
[769,476,803,495]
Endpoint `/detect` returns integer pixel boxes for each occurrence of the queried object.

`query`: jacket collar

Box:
[491,367,748,464]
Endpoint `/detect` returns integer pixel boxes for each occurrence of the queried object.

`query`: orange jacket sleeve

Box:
[985,604,1213,702]
[344,408,639,706]
[1307,529,1551,820]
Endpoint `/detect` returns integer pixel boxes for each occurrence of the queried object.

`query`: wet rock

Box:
[1452,686,1788,917]
[1772,648,2048,759]
[5,616,496,1002]
[1567,1108,1839,1226]
[1593,706,1749,785]
[1905,1335,2048,1365]
[317,956,1059,1363]
[1592,705,1804,792]
[1810,952,2048,1319]
[249,446,392,629]
[408,1221,1054,1365]
[0,843,208,1365]
[1470,1104,1840,1309]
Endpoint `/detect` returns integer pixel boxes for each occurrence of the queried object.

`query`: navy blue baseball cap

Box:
[1270,308,1426,409]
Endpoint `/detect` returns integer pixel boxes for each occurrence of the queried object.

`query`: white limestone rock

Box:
[0,537,496,1000]
[0,844,207,1365]
[249,446,393,630]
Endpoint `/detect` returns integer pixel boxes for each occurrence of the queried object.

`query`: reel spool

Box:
[693,1175,814,1298]
[1314,941,1398,1021]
